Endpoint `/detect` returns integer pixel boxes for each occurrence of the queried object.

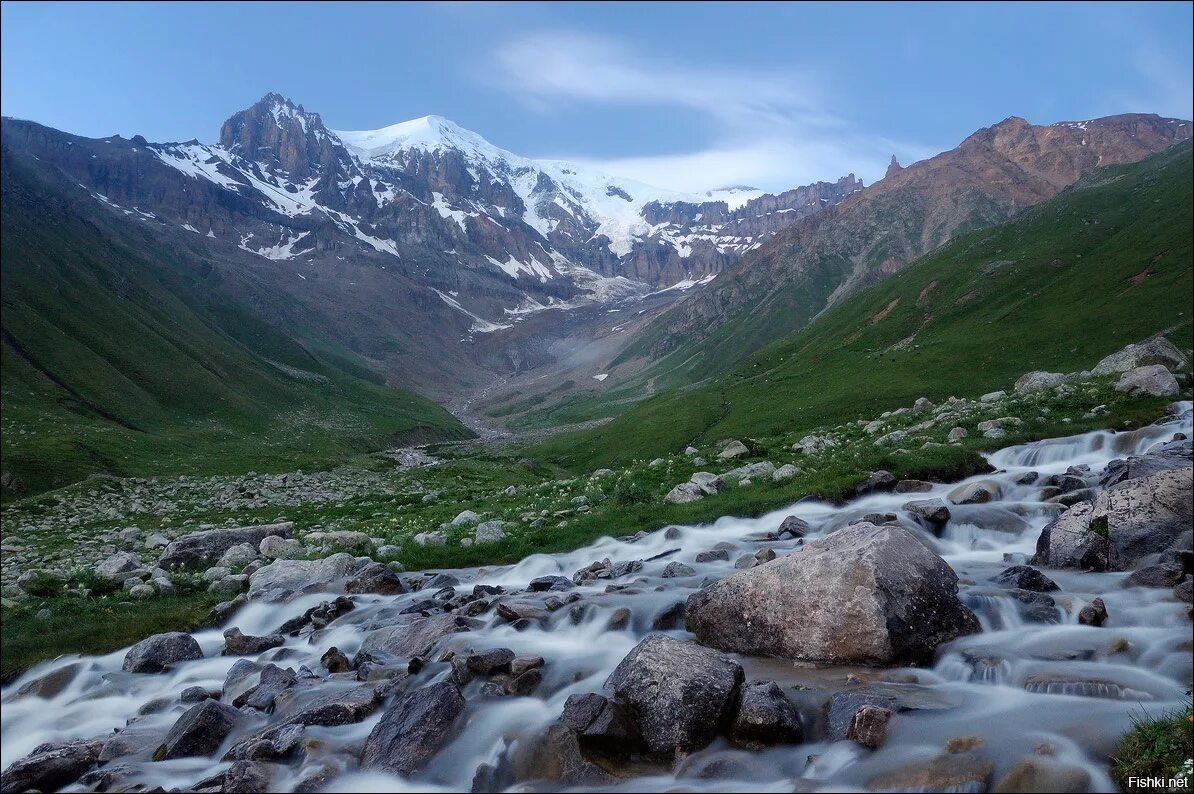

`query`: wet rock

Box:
[467,647,515,675]
[1022,673,1147,700]
[686,524,979,665]
[1100,440,1192,488]
[661,561,696,578]
[223,626,284,656]
[1176,576,1193,603]
[867,752,994,792]
[993,757,1091,793]
[506,669,543,696]
[512,723,618,787]
[0,739,101,793]
[694,549,730,563]
[159,522,293,570]
[511,656,545,676]
[529,575,574,592]
[651,601,686,630]
[847,705,892,749]
[1078,597,1108,627]
[180,685,213,703]
[778,515,811,538]
[277,595,355,634]
[994,565,1059,592]
[1122,563,1185,589]
[824,691,900,740]
[895,479,933,493]
[904,498,951,530]
[604,634,743,756]
[233,663,297,711]
[154,699,243,760]
[606,607,632,630]
[15,662,81,699]
[1115,364,1179,397]
[947,480,999,505]
[122,632,203,673]
[856,470,897,495]
[1036,468,1193,571]
[210,594,248,625]
[223,760,273,793]
[357,614,471,662]
[560,692,642,752]
[248,553,357,602]
[321,647,351,673]
[729,681,803,748]
[223,722,305,763]
[344,562,406,595]
[360,681,465,777]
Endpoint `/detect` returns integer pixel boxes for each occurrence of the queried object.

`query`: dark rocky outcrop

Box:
[360,682,466,777]
[122,632,203,673]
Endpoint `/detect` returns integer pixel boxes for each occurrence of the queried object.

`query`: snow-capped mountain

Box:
[1,93,861,330]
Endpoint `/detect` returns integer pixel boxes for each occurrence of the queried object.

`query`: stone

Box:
[248,553,356,602]
[1015,371,1070,393]
[474,521,505,544]
[948,427,968,442]
[604,634,743,756]
[218,543,259,568]
[1115,364,1180,397]
[412,532,447,547]
[894,479,933,493]
[777,515,811,538]
[158,522,293,570]
[258,535,302,559]
[728,681,803,748]
[980,390,1006,402]
[904,498,951,529]
[321,647,351,673]
[694,548,730,563]
[994,565,1059,592]
[529,575,574,592]
[665,482,703,503]
[1035,468,1193,571]
[95,551,143,581]
[947,480,999,505]
[467,647,515,675]
[1100,440,1192,488]
[154,699,243,760]
[1078,597,1108,627]
[357,614,471,662]
[661,561,696,578]
[913,397,934,412]
[360,681,465,777]
[847,704,892,749]
[223,627,284,656]
[718,440,749,459]
[233,663,296,711]
[1122,563,1185,589]
[345,562,406,595]
[723,461,776,481]
[128,584,155,600]
[992,758,1092,793]
[0,739,101,793]
[868,752,994,792]
[223,760,272,793]
[560,692,641,752]
[451,510,481,526]
[685,524,979,665]
[772,464,799,480]
[123,632,203,673]
[690,471,725,495]
[1092,337,1189,376]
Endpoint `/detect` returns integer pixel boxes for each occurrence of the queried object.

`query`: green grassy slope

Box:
[1,150,469,496]
[528,142,1194,470]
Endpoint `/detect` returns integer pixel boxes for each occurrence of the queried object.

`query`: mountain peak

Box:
[885,154,903,178]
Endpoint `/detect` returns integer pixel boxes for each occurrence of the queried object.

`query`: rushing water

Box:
[3,404,1191,793]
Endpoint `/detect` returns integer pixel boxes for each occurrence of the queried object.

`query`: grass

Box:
[1112,703,1193,792]
[523,142,1194,472]
[0,593,223,683]
[1,142,469,498]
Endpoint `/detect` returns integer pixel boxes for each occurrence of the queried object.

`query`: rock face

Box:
[248,553,356,602]
[1114,364,1180,397]
[1035,468,1193,570]
[686,524,980,665]
[603,635,743,755]
[159,523,293,570]
[122,632,203,673]
[360,682,465,777]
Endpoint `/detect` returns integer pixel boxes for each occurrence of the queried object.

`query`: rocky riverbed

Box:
[1,398,1190,792]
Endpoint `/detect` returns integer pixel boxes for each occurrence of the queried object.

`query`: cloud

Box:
[490,31,931,192]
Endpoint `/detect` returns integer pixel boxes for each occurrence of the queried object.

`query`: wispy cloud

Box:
[490,32,932,193]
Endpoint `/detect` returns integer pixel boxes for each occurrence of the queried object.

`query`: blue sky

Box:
[2,2,1191,192]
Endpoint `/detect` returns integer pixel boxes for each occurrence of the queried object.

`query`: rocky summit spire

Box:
[885,154,903,178]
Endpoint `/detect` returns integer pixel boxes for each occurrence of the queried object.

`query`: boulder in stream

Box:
[686,523,979,665]
[360,681,465,777]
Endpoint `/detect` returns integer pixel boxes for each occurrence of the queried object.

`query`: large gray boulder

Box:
[686,524,979,665]
[603,634,743,756]
[1035,467,1193,570]
[122,632,203,673]
[1100,439,1191,488]
[357,614,471,662]
[247,553,356,602]
[360,682,465,777]
[1091,338,1188,376]
[1014,371,1070,393]
[96,551,144,582]
[159,523,293,570]
[1114,365,1179,397]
